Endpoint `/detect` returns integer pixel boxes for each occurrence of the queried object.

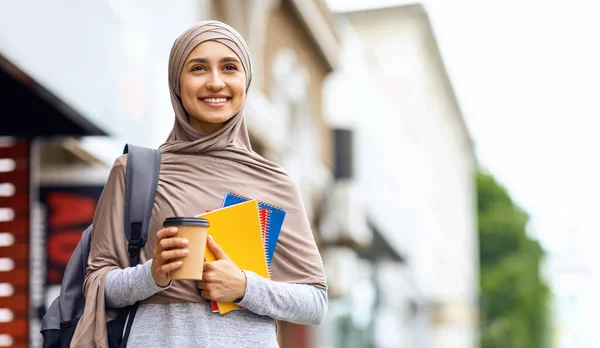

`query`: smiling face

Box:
[179,41,247,134]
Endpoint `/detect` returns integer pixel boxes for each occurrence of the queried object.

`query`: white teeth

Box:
[202,98,228,103]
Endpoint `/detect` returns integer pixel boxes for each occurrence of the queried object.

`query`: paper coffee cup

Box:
[163,217,209,281]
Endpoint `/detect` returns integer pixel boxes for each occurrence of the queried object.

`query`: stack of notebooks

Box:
[197,193,286,314]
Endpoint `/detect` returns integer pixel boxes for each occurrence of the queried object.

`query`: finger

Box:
[159,237,189,251]
[156,227,178,242]
[203,261,214,272]
[200,290,211,300]
[206,235,230,261]
[159,260,182,273]
[201,271,213,282]
[160,249,189,262]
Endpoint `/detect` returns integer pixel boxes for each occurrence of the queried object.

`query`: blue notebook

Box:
[222,193,286,265]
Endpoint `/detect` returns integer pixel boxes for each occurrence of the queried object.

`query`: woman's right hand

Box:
[151,227,189,287]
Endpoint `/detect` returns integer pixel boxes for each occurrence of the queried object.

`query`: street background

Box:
[1,0,598,347]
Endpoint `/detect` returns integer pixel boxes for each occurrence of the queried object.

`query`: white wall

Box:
[326,6,478,347]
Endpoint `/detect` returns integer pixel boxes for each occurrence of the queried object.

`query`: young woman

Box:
[71,21,327,348]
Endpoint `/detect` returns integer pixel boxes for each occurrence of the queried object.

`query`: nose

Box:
[206,71,225,91]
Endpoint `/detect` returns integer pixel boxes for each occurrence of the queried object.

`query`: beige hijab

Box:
[71,21,326,347]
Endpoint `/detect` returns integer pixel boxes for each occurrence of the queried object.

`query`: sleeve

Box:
[237,271,328,325]
[104,259,171,308]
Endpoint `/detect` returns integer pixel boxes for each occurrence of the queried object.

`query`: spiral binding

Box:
[259,208,272,278]
[226,193,286,218]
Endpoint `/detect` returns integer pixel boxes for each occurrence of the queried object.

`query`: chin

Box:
[207,109,240,121]
[211,114,236,124]
[191,113,234,125]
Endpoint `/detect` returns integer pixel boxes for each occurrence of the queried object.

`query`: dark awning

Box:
[0,54,107,137]
[357,218,407,263]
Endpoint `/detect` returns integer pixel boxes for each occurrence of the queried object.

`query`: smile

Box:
[201,97,229,104]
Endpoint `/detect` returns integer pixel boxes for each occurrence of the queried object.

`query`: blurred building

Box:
[321,4,479,348]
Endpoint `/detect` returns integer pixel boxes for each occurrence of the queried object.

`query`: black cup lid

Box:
[163,217,209,227]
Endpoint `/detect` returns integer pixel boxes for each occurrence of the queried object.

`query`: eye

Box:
[223,65,238,71]
[191,65,205,72]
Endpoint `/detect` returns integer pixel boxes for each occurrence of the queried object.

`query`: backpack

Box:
[40,144,161,348]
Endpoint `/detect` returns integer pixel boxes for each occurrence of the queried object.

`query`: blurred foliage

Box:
[477,171,551,348]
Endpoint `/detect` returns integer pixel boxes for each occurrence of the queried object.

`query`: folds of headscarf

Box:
[163,20,254,153]
[71,20,326,348]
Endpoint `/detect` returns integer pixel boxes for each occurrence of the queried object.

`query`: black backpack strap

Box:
[120,144,160,348]
[123,144,161,266]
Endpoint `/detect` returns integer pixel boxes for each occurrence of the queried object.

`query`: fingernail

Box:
[182,239,189,245]
[182,249,189,254]
[208,235,214,242]
[170,227,178,232]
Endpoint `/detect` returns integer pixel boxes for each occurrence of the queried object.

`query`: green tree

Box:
[477,171,550,348]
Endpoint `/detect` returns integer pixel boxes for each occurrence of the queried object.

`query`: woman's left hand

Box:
[197,236,247,302]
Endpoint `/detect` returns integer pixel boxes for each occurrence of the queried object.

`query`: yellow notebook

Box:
[198,199,270,314]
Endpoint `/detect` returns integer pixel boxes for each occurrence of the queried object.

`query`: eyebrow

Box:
[185,57,241,66]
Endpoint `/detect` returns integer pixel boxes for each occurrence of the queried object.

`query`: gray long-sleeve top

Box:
[104,260,327,347]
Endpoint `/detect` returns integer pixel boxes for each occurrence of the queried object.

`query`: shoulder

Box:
[113,154,128,171]
[251,152,294,180]
[108,154,128,179]
[274,167,305,198]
